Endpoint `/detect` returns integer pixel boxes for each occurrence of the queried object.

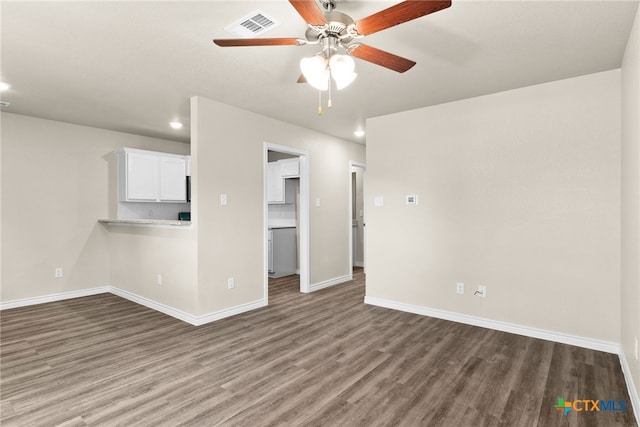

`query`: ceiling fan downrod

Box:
[321,0,337,12]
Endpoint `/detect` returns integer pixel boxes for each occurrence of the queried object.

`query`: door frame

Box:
[349,161,366,272]
[264,142,311,299]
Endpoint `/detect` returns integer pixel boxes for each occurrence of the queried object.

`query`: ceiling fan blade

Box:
[289,0,328,26]
[354,0,451,36]
[213,38,306,47]
[348,44,416,73]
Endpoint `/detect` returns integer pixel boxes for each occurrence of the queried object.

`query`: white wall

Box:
[621,7,640,408]
[191,96,365,315]
[0,113,191,303]
[366,70,621,343]
[1,98,365,321]
[108,226,197,314]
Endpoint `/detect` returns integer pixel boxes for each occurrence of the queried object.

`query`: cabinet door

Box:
[126,151,159,201]
[267,162,285,203]
[271,228,297,278]
[159,157,187,201]
[280,158,299,177]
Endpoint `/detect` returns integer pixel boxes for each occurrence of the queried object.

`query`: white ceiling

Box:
[1,0,638,145]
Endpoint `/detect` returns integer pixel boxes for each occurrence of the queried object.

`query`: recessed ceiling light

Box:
[354,130,365,138]
[169,121,183,130]
[0,82,11,91]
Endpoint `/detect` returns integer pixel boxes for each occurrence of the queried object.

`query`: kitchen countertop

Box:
[98,218,192,227]
[268,219,297,229]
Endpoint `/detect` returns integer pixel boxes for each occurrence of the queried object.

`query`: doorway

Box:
[264,143,310,303]
[350,161,366,272]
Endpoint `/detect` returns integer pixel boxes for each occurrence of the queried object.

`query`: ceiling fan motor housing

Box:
[305,11,356,46]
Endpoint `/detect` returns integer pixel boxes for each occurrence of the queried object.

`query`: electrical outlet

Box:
[476,285,487,298]
[456,282,464,294]
[55,268,63,278]
[220,194,228,206]
[157,274,162,286]
[406,194,418,205]
[227,277,235,289]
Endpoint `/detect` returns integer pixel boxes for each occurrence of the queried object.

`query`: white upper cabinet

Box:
[125,151,159,201]
[267,158,299,204]
[267,162,285,203]
[159,157,187,201]
[119,148,187,203]
[279,158,299,178]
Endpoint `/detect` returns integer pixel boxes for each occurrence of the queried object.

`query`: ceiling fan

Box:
[213,0,452,112]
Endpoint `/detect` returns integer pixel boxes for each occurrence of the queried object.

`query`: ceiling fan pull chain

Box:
[317,90,323,115]
[328,68,333,108]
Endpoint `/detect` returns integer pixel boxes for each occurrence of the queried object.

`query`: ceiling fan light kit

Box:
[329,55,357,90]
[214,0,452,113]
[300,54,330,91]
[299,40,357,90]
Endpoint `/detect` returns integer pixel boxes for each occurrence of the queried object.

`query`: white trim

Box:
[264,142,310,295]
[109,286,199,325]
[298,153,310,292]
[110,286,267,326]
[619,350,640,422]
[2,286,266,327]
[194,299,267,326]
[364,296,620,354]
[306,274,352,293]
[349,161,366,273]
[0,286,110,310]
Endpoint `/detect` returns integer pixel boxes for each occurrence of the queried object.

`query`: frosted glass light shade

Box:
[300,55,329,91]
[329,54,355,75]
[329,54,357,90]
[334,71,357,90]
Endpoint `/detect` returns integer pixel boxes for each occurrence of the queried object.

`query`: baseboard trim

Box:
[364,296,620,354]
[0,287,110,310]
[109,287,200,325]
[307,273,352,293]
[619,350,640,423]
[354,261,365,268]
[2,286,267,327]
[109,287,267,326]
[194,299,268,326]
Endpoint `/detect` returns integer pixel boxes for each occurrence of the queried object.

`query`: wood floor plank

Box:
[1,269,637,426]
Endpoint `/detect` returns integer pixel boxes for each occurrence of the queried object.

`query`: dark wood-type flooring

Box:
[1,269,636,426]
